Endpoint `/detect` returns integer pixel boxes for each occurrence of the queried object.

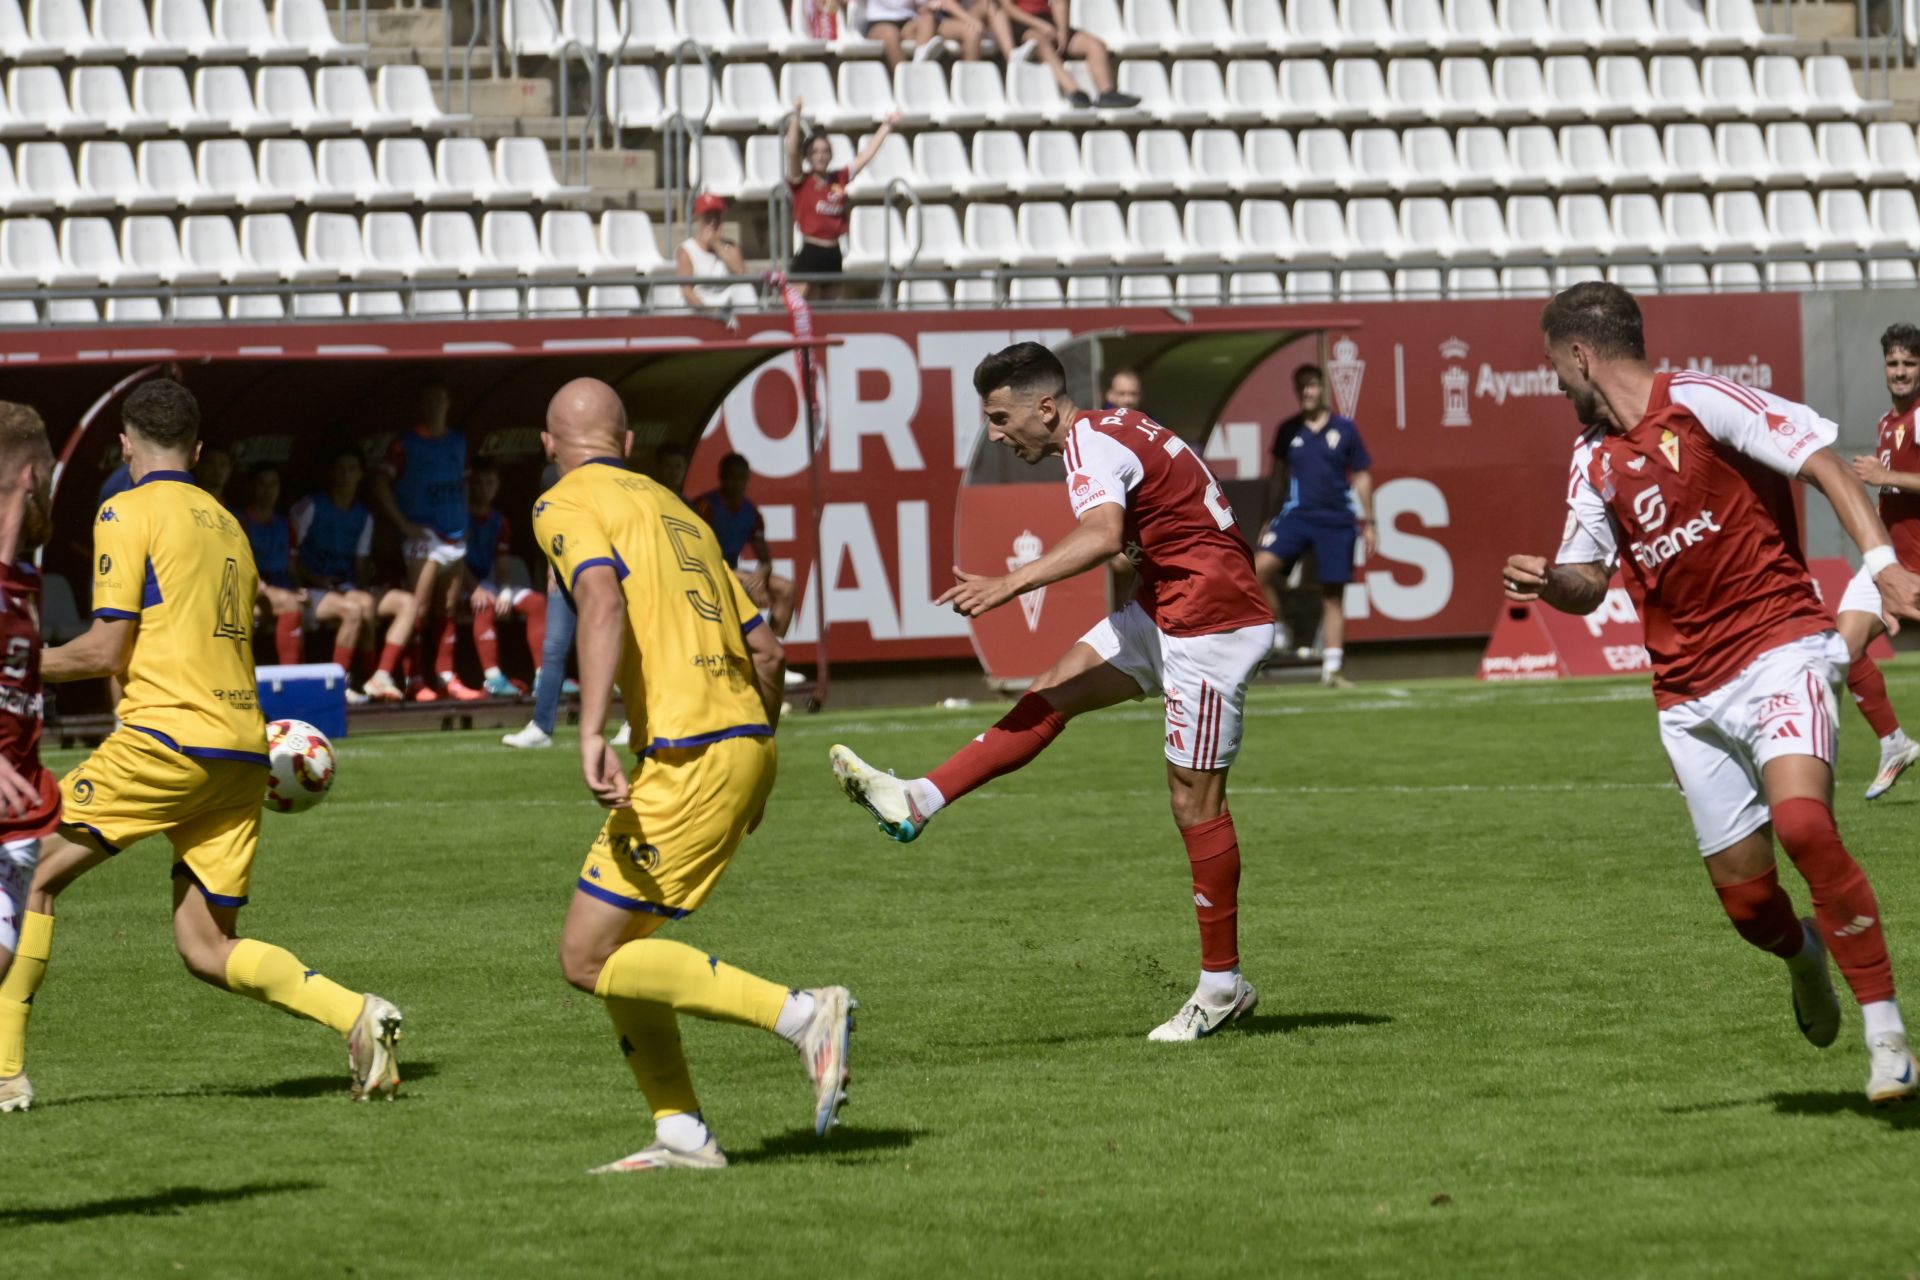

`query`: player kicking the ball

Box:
[830,342,1275,1042]
[535,379,853,1173]
[1505,283,1920,1105]
[0,379,402,1113]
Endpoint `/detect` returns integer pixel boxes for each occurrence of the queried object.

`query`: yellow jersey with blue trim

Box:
[533,457,769,756]
[91,470,268,764]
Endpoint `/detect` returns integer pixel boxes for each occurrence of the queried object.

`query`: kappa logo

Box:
[533,499,548,517]
[1006,529,1046,633]
[1631,485,1667,532]
[98,507,117,523]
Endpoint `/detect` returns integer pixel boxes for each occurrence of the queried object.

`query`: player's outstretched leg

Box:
[1849,656,1920,800]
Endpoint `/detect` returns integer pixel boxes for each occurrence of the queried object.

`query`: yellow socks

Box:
[606,998,701,1120]
[224,938,364,1036]
[0,910,52,1076]
[593,937,787,1032]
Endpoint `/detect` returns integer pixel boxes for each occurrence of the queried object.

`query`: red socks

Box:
[473,611,499,672]
[1848,655,1901,739]
[330,644,354,672]
[1773,798,1895,1004]
[377,641,403,677]
[1713,866,1803,959]
[1180,813,1241,971]
[925,692,1066,804]
[520,590,547,659]
[273,611,301,664]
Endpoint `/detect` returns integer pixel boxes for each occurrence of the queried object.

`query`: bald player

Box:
[533,378,855,1174]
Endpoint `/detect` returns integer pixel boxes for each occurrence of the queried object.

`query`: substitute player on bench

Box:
[830,342,1275,1042]
[0,379,403,1112]
[1504,283,1920,1105]
[535,378,852,1173]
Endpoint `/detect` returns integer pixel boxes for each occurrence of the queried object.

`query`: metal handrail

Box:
[460,0,485,115]
[664,37,717,251]
[552,37,591,187]
[881,177,924,308]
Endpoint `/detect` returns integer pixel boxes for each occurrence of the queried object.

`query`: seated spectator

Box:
[784,106,901,299]
[290,447,420,703]
[1104,367,1143,410]
[692,452,795,638]
[452,463,548,699]
[194,443,233,503]
[236,463,306,667]
[999,0,1139,109]
[854,0,922,66]
[653,441,690,498]
[675,194,756,312]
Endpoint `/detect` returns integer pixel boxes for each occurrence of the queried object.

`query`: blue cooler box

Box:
[256,663,350,740]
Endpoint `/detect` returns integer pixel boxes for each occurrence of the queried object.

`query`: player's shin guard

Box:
[1712,866,1803,958]
[223,938,365,1036]
[0,911,52,1075]
[1774,798,1895,1004]
[473,613,499,673]
[1180,814,1241,970]
[273,611,301,665]
[606,998,701,1119]
[593,937,787,1032]
[434,620,458,681]
[924,693,1067,806]
[1848,656,1902,739]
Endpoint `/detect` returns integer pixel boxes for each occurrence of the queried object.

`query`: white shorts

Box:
[1658,630,1847,856]
[1079,601,1274,771]
[404,532,468,570]
[0,836,38,952]
[1838,564,1882,619]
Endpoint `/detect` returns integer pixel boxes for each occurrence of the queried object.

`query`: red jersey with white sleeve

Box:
[1555,371,1837,709]
[0,561,58,841]
[1873,401,1920,568]
[1062,408,1271,637]
[789,167,851,242]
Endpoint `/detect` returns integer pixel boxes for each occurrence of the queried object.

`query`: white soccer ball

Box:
[265,719,337,814]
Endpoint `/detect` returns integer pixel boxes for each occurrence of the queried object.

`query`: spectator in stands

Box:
[1104,367,1143,410]
[290,446,419,703]
[854,0,924,66]
[456,463,547,699]
[1254,364,1375,688]
[997,0,1139,109]
[194,443,233,503]
[236,463,307,668]
[504,459,578,751]
[692,452,794,637]
[369,378,471,703]
[676,194,756,313]
[785,106,903,299]
[653,441,690,498]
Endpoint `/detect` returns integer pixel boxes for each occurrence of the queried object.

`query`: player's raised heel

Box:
[1789,917,1841,1049]
[829,745,923,844]
[1866,740,1920,801]
[1148,978,1259,1042]
[348,995,404,1102]
[1867,1032,1918,1106]
[796,985,857,1136]
[0,1072,33,1112]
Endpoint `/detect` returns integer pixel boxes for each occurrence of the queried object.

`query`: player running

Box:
[1844,323,1920,799]
[534,378,853,1174]
[0,379,403,1113]
[0,404,63,1113]
[1503,283,1920,1105]
[830,342,1275,1042]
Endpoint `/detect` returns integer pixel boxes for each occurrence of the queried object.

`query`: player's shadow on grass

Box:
[728,1126,922,1165]
[1767,1091,1920,1128]
[46,1059,439,1107]
[1236,1011,1394,1037]
[0,1181,318,1226]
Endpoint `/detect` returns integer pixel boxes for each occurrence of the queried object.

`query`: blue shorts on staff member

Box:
[1259,413,1371,585]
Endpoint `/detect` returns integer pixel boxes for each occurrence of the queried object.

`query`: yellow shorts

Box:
[60,727,266,908]
[576,734,777,921]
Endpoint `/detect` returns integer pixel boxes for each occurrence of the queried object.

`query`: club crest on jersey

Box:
[1899,426,1907,450]
[1659,430,1681,472]
[1006,530,1046,633]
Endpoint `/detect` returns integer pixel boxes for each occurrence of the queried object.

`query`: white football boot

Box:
[0,1072,32,1112]
[1867,1032,1919,1107]
[610,722,631,748]
[501,721,553,749]
[1788,917,1841,1049]
[362,669,404,703]
[795,985,856,1135]
[1148,976,1260,1042]
[829,745,927,843]
[589,1138,729,1173]
[1865,739,1920,801]
[348,994,404,1101]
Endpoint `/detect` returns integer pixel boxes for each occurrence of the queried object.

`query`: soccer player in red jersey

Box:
[830,342,1275,1041]
[1842,324,1920,799]
[0,403,62,1113]
[1503,284,1920,1105]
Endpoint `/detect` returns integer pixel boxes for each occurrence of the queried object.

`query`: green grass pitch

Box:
[11,671,1920,1278]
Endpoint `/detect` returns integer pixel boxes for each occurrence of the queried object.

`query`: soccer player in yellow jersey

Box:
[536,378,854,1173]
[0,379,403,1113]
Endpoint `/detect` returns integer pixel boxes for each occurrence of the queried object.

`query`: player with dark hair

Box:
[1843,323,1920,798]
[1255,363,1375,687]
[1505,282,1920,1104]
[290,447,419,702]
[692,454,794,638]
[830,341,1275,1041]
[368,378,469,702]
[0,403,62,1112]
[235,463,306,668]
[1104,368,1142,410]
[0,378,402,1113]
